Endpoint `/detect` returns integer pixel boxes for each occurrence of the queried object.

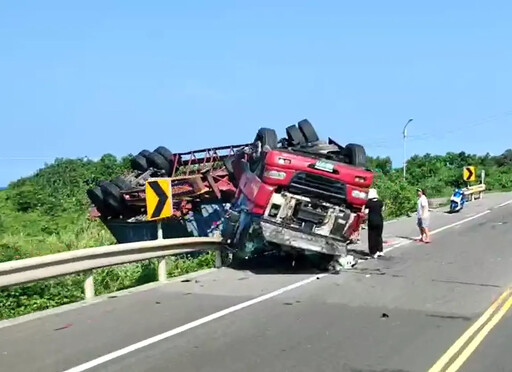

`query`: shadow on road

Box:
[224,247,374,275]
[226,253,325,275]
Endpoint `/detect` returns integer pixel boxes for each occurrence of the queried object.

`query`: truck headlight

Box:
[351,190,368,199]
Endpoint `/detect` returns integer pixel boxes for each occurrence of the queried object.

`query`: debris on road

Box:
[53,323,73,331]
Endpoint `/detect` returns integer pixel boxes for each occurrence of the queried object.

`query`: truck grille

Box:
[289,172,346,203]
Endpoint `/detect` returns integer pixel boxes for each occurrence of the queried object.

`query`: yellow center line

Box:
[446,293,512,372]
[428,288,512,372]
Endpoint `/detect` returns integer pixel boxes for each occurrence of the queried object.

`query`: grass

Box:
[0,252,216,321]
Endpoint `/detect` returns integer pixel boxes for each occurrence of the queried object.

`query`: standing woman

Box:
[364,188,384,258]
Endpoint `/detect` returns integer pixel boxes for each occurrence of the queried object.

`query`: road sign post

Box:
[463,166,476,182]
[145,178,173,281]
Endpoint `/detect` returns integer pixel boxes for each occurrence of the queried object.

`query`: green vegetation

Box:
[368,150,512,219]
[1,149,512,320]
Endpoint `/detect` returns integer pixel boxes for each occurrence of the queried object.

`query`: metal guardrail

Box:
[463,184,486,201]
[0,237,223,300]
[429,184,486,208]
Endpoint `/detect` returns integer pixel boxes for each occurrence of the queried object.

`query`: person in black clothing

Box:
[364,188,384,258]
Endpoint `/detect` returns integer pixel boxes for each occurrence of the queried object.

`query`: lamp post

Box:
[403,118,414,178]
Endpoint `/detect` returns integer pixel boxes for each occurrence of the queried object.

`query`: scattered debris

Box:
[54,323,73,331]
[337,255,357,269]
[381,313,389,319]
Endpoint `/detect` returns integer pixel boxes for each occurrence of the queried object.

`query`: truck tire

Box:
[100,181,125,216]
[86,186,111,217]
[112,176,131,191]
[145,151,172,175]
[286,124,306,147]
[254,128,278,150]
[154,146,173,162]
[298,119,319,143]
[345,143,367,168]
[139,149,151,157]
[130,155,148,172]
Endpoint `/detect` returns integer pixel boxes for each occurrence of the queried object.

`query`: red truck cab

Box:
[222,120,374,269]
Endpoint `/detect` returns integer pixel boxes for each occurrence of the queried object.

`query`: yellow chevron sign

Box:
[463,166,476,182]
[145,178,173,220]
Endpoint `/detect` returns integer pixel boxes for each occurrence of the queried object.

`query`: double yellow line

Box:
[429,288,512,372]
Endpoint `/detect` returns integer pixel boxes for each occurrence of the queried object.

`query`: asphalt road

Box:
[1,192,512,372]
[459,310,512,372]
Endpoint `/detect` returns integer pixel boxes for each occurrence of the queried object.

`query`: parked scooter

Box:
[449,188,465,213]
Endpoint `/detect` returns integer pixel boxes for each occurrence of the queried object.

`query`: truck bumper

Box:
[260,219,347,257]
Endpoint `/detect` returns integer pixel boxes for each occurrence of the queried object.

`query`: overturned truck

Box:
[87,119,374,270]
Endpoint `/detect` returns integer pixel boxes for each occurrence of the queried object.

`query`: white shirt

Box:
[417,195,429,218]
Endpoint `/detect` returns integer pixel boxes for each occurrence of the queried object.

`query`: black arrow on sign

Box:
[149,181,169,219]
[465,167,474,181]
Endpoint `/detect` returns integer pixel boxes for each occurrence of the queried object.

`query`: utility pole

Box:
[403,118,414,179]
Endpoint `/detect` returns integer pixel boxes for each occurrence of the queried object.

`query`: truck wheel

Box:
[112,176,131,191]
[100,181,125,216]
[345,143,367,168]
[286,124,306,147]
[86,186,111,217]
[298,119,319,143]
[154,146,173,162]
[131,155,148,172]
[254,128,278,150]
[145,151,172,175]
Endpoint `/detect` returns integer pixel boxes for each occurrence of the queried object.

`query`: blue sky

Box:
[1,1,511,186]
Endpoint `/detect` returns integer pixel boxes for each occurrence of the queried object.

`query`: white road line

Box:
[62,273,327,372]
[383,210,491,253]
[63,206,500,372]
[496,199,512,208]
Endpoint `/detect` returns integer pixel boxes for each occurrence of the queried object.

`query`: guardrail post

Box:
[84,271,95,300]
[157,221,163,240]
[215,249,223,268]
[158,257,167,282]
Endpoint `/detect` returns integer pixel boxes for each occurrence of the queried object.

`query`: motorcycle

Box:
[449,188,466,213]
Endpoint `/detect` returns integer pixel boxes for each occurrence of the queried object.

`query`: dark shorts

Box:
[417,216,430,228]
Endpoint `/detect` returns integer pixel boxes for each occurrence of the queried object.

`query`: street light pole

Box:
[403,118,414,179]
